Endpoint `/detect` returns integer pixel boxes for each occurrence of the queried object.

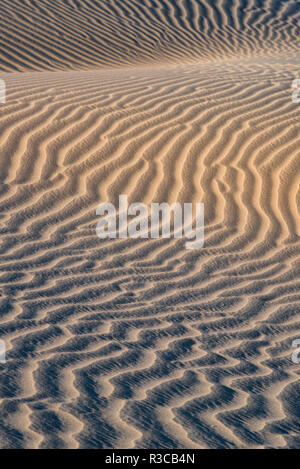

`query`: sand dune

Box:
[0,0,299,450]
[0,0,299,71]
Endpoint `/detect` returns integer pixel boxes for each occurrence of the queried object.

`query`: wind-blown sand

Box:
[0,0,299,449]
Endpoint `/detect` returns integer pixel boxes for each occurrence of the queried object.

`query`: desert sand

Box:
[0,0,299,449]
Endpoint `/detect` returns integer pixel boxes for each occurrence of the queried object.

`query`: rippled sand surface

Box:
[0,1,299,449]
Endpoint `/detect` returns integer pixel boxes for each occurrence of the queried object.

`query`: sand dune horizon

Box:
[0,0,299,450]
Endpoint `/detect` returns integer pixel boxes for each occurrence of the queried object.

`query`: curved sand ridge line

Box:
[0,60,299,448]
[0,0,299,71]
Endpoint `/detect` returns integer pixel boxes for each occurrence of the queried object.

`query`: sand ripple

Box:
[0,0,299,450]
[0,0,299,70]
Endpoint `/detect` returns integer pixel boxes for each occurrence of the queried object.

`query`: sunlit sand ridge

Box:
[0,0,299,449]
